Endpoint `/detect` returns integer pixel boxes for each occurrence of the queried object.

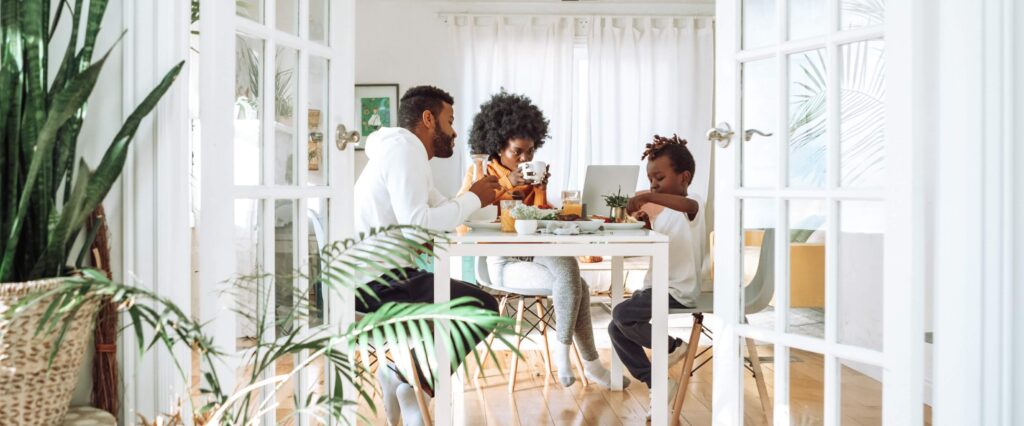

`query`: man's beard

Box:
[431,121,455,158]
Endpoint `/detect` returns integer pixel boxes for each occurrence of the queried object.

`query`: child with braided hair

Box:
[607,134,710,418]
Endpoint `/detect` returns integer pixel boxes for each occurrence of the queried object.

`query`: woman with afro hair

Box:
[458,91,626,389]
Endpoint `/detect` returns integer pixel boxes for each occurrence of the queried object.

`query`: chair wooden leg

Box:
[746,337,773,421]
[571,342,589,387]
[670,313,704,426]
[475,295,508,382]
[537,297,554,386]
[406,351,433,426]
[507,298,527,394]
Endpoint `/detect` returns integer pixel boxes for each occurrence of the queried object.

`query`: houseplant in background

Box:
[603,186,630,223]
[0,0,184,422]
[10,226,517,425]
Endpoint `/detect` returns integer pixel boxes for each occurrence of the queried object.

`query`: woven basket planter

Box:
[0,278,102,425]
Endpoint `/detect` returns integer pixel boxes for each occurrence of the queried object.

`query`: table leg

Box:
[610,256,625,391]
[651,245,669,426]
[434,254,452,425]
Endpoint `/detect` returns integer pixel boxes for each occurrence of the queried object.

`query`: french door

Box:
[712,0,909,424]
[198,0,357,423]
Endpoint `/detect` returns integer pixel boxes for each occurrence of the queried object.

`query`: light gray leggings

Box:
[486,256,599,361]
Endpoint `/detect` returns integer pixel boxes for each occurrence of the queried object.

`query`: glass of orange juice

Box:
[500,200,521,232]
[561,190,582,217]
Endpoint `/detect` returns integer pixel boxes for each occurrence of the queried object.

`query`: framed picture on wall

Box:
[354,84,399,148]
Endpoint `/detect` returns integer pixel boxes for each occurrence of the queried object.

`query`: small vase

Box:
[610,207,628,223]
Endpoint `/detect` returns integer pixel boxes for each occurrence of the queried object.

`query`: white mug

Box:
[517,161,547,184]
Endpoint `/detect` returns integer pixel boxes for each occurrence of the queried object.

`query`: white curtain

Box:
[587,16,715,197]
[448,15,575,203]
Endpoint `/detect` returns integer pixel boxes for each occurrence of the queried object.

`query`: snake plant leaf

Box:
[79,0,109,66]
[0,48,112,281]
[26,60,184,278]
[49,0,86,105]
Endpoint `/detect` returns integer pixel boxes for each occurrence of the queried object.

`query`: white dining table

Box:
[431,227,674,426]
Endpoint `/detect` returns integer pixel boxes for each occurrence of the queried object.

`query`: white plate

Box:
[602,222,645,230]
[465,220,501,230]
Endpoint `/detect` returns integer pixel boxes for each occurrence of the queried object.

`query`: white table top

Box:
[444,228,669,244]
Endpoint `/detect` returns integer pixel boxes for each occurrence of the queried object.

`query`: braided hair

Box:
[641,134,695,176]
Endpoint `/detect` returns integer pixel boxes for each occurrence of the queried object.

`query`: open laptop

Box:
[581,165,641,218]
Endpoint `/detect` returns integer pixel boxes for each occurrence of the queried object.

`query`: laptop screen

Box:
[581,165,640,218]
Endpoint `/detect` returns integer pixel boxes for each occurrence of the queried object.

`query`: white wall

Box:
[354,0,714,196]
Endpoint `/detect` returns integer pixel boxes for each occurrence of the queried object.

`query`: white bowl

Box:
[577,219,604,233]
[514,219,538,235]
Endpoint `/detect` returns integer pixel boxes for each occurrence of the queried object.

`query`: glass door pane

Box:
[743,0,776,50]
[277,0,299,34]
[787,199,826,339]
[840,40,885,188]
[307,56,329,186]
[275,47,299,185]
[788,0,826,41]
[788,49,827,188]
[237,0,263,22]
[742,58,778,188]
[236,36,264,185]
[310,0,329,43]
[840,0,885,30]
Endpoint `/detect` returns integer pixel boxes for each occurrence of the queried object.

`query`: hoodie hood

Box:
[363,127,426,161]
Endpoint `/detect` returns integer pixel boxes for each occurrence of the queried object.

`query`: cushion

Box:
[62,406,116,426]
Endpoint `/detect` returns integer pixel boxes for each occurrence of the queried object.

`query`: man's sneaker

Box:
[668,341,690,369]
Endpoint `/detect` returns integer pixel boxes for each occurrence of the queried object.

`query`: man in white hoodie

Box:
[354,86,501,426]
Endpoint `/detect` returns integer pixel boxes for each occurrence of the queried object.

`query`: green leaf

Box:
[1,46,113,281]
[27,61,184,279]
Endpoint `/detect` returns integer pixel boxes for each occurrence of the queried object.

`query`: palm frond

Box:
[787,38,885,187]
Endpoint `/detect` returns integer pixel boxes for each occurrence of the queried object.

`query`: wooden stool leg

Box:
[746,337,773,421]
[571,342,589,387]
[670,313,704,426]
[406,351,433,426]
[507,298,527,394]
[537,297,554,385]
[475,295,508,382]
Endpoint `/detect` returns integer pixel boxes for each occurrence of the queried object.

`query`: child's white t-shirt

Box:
[639,193,709,307]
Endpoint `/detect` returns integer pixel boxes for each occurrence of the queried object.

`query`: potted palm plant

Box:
[11,226,516,425]
[0,0,184,422]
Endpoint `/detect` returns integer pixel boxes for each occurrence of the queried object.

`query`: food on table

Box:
[578,256,603,263]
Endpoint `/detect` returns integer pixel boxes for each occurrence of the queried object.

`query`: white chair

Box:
[473,256,589,393]
[667,229,775,426]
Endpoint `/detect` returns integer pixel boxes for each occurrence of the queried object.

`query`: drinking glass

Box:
[561,190,582,217]
[471,154,489,182]
[500,200,521,232]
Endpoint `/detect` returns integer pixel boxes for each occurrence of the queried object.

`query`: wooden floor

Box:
[353,344,922,426]
[195,335,931,425]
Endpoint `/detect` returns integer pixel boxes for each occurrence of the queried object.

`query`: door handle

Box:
[706,122,734,148]
[335,124,361,150]
[744,129,774,141]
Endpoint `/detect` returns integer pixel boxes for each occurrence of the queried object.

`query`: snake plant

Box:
[0,0,184,282]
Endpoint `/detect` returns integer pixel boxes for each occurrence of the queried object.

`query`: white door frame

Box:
[931,0,1020,424]
[198,0,356,424]
[713,0,906,424]
[120,0,193,420]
